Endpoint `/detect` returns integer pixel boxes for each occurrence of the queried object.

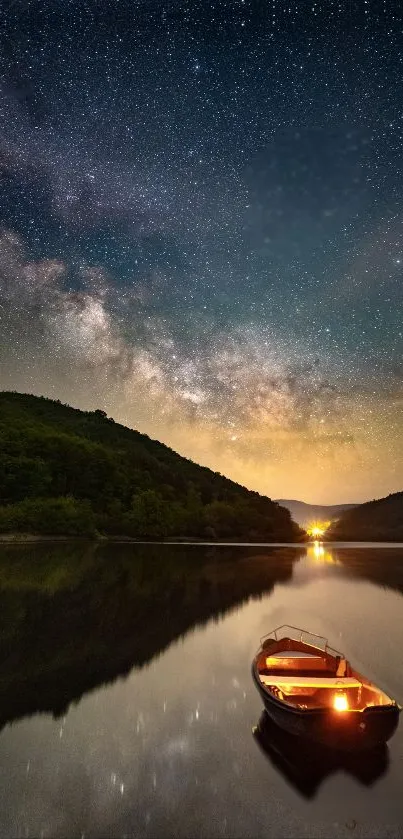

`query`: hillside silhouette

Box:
[0,392,303,542]
[327,492,403,542]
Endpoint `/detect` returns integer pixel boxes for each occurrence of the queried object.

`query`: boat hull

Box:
[252,665,400,751]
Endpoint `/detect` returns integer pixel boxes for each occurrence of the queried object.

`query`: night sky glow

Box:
[0,0,402,504]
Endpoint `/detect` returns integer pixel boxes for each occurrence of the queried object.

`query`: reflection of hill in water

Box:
[0,543,301,730]
[332,548,403,597]
[292,545,403,598]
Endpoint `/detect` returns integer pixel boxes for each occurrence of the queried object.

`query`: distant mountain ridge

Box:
[327,492,403,542]
[275,499,357,527]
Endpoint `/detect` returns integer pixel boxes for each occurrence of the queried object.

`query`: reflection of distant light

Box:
[307,544,340,565]
[313,541,324,558]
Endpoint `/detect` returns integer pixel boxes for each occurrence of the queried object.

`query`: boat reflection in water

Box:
[253,711,389,799]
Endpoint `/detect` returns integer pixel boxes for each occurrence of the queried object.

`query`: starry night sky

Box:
[0,0,402,504]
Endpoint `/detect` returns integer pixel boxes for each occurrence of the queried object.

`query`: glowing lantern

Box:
[333,692,349,712]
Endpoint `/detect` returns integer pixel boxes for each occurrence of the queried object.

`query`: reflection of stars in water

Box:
[110,772,125,796]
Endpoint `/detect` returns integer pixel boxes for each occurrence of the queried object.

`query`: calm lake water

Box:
[0,541,402,838]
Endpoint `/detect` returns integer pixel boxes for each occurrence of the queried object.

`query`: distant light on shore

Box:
[306,521,331,539]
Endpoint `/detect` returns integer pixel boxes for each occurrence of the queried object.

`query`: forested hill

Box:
[327,492,403,542]
[0,392,303,541]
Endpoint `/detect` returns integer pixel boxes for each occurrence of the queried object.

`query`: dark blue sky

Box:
[0,0,402,502]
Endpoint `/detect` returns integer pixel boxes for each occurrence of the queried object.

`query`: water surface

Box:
[0,541,402,838]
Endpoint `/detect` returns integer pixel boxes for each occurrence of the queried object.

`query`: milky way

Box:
[0,0,402,503]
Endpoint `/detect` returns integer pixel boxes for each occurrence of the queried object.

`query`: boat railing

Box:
[259,625,343,658]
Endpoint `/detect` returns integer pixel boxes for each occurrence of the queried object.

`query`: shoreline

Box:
[0,534,402,547]
[0,533,305,545]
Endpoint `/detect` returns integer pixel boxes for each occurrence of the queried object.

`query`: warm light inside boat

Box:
[334,691,349,712]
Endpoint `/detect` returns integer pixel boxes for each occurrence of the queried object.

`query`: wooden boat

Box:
[252,625,401,751]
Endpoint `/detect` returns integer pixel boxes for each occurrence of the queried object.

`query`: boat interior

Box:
[256,636,394,711]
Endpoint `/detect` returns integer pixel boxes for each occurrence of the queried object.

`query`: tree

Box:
[127,490,172,537]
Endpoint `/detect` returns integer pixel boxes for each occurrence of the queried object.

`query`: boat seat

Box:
[260,675,361,689]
